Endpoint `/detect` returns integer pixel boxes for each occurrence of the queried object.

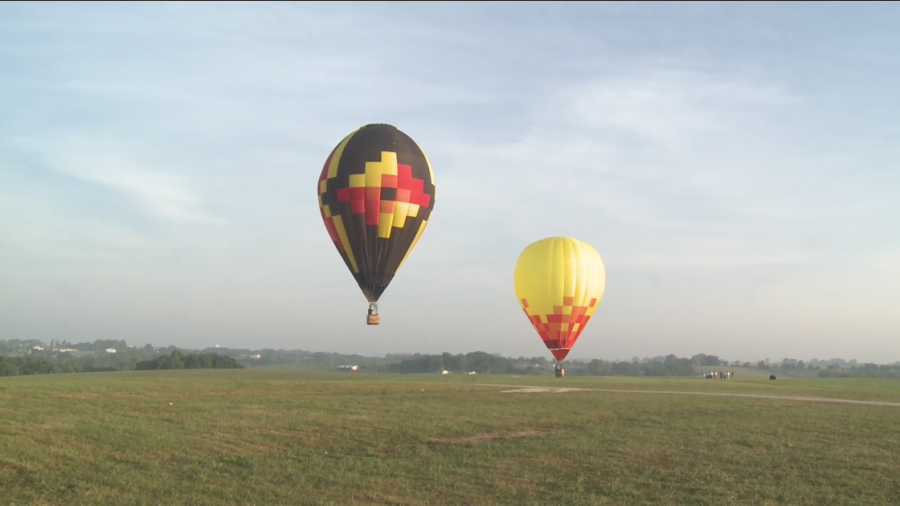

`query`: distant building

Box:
[441,370,450,375]
[105,348,117,354]
[32,346,44,351]
[338,365,360,372]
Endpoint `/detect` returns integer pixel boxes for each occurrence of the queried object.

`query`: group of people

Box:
[701,371,734,379]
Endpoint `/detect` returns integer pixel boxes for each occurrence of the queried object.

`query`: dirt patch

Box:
[103,450,183,466]
[109,391,192,399]
[0,458,39,473]
[50,392,102,400]
[427,429,562,445]
[36,420,75,431]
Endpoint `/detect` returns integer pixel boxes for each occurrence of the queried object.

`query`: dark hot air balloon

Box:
[317,124,436,325]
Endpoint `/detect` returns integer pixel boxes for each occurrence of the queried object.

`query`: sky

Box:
[1,2,898,364]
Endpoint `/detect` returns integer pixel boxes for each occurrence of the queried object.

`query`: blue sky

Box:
[1,2,898,363]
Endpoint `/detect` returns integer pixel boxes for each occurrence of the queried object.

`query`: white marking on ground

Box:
[500,387,587,393]
[473,384,900,408]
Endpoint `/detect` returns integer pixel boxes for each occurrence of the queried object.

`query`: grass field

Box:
[1,371,899,505]
[250,362,338,372]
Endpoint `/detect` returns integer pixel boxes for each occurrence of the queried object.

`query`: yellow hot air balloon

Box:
[513,237,606,368]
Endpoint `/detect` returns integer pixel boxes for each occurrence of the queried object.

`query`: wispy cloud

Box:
[0,178,162,265]
[870,253,900,274]
[556,69,798,150]
[10,135,222,226]
[1,2,898,362]
[424,68,812,270]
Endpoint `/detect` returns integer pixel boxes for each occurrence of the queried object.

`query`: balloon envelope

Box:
[513,237,606,361]
[317,123,436,305]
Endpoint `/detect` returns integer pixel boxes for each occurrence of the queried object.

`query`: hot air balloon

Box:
[317,123,436,325]
[513,237,606,376]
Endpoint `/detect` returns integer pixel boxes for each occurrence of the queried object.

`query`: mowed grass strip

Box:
[0,371,898,505]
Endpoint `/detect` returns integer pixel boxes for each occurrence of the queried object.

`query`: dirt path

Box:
[471,384,900,408]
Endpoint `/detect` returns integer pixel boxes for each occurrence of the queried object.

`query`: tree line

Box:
[817,364,900,379]
[577,354,696,377]
[135,350,243,370]
[0,338,137,353]
[0,350,242,377]
[376,352,697,377]
[3,339,899,379]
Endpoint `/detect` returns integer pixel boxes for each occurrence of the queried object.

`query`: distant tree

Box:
[135,350,242,371]
[586,359,610,376]
[0,358,20,376]
[702,355,721,366]
[161,350,185,369]
[643,355,695,376]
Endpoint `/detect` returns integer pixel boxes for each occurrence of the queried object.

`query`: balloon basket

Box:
[367,302,380,325]
[555,368,565,378]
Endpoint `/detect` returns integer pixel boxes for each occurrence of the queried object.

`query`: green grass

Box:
[249,362,338,372]
[1,371,899,505]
